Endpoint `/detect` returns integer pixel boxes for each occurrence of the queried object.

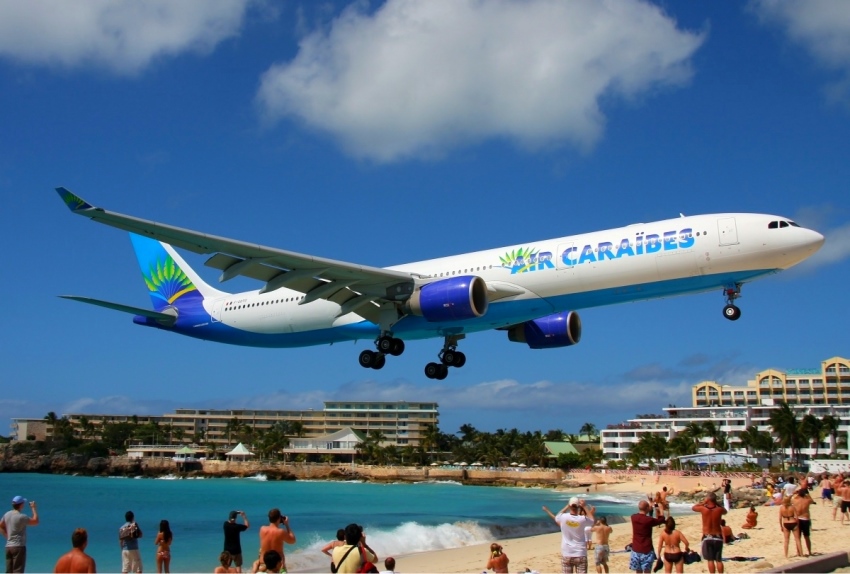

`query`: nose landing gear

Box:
[722,283,742,321]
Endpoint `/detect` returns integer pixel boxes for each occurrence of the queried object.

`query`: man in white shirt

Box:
[544,497,596,573]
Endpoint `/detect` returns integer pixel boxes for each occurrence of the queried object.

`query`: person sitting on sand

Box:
[741,506,758,529]
[720,520,734,544]
[486,542,509,573]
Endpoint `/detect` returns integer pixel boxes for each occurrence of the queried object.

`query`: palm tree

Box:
[701,421,720,452]
[738,426,764,457]
[768,402,801,468]
[682,422,705,452]
[800,414,824,459]
[421,424,440,462]
[822,415,840,456]
[579,423,598,441]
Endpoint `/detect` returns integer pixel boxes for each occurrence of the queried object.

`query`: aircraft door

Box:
[556,242,582,290]
[211,300,222,322]
[717,217,739,246]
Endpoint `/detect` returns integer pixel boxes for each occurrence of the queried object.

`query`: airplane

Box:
[56,187,824,379]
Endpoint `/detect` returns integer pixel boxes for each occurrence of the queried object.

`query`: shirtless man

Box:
[259,509,295,572]
[841,480,850,525]
[591,517,613,573]
[792,488,814,556]
[659,487,674,519]
[692,492,727,574]
[54,528,97,573]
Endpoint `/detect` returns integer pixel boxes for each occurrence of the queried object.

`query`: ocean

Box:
[0,473,682,573]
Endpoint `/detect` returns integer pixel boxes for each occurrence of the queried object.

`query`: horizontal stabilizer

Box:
[59,295,177,327]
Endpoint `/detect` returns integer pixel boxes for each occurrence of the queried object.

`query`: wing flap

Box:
[57,187,416,303]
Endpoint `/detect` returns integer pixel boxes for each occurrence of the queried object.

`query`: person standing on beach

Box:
[154,520,172,574]
[629,500,665,573]
[656,517,689,574]
[485,542,509,573]
[543,497,595,574]
[118,510,143,574]
[792,488,814,556]
[0,495,38,573]
[223,511,249,571]
[692,492,726,573]
[53,528,96,574]
[659,487,674,520]
[591,517,612,574]
[722,479,732,512]
[259,509,294,572]
[840,479,850,525]
[331,524,378,574]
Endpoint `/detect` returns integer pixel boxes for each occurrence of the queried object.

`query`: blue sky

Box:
[2,0,849,438]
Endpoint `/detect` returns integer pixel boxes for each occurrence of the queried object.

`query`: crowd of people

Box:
[536,471,850,574]
[0,493,400,574]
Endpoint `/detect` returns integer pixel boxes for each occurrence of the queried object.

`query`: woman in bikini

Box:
[779,496,803,558]
[657,517,689,574]
[155,519,173,573]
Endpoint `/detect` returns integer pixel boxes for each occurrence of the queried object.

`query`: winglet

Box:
[56,187,93,211]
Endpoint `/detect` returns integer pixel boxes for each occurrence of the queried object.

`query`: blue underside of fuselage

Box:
[149,268,777,348]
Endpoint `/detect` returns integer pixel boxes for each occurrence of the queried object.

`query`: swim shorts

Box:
[798,518,811,537]
[701,536,723,562]
[822,488,833,500]
[629,550,656,572]
[595,544,609,565]
[561,555,588,574]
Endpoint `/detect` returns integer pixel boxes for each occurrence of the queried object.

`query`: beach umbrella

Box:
[459,462,469,466]
[443,461,451,465]
[430,462,439,466]
[518,463,527,468]
[471,462,483,466]
[510,462,518,466]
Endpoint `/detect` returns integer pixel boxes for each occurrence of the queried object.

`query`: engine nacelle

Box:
[507,311,582,349]
[406,276,489,322]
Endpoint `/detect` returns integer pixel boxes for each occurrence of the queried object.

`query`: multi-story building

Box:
[12,401,439,449]
[601,356,850,462]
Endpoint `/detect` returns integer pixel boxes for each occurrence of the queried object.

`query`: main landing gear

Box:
[424,335,467,380]
[358,334,405,370]
[722,283,742,321]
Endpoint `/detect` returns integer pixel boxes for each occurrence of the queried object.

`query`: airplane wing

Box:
[56,188,416,320]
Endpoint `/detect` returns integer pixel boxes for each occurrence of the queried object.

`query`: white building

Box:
[601,356,850,463]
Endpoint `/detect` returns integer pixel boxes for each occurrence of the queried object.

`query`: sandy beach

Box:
[396,473,846,573]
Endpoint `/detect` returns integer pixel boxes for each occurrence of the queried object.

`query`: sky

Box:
[2,0,849,439]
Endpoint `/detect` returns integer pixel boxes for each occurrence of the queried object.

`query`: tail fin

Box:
[129,233,226,313]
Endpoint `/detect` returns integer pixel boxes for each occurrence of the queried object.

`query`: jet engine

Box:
[406,276,489,322]
[507,311,582,349]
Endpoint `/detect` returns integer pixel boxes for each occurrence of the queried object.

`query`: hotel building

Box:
[601,356,850,462]
[11,401,439,449]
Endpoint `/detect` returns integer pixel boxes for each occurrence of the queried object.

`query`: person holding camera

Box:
[331,524,378,574]
[0,495,39,573]
[224,510,250,571]
[259,509,295,573]
[118,510,143,574]
[486,542,509,573]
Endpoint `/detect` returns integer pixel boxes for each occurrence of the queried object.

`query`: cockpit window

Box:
[780,221,789,228]
[788,221,800,227]
[768,221,778,229]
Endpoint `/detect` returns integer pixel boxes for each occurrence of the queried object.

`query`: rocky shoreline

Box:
[0,449,568,487]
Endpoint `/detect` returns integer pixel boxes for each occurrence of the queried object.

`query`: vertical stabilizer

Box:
[129,233,226,314]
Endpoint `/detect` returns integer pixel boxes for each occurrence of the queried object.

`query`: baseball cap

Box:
[228,511,238,520]
[11,496,26,505]
[568,497,580,507]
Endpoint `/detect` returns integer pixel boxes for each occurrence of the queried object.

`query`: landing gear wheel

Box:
[442,350,457,366]
[425,362,442,379]
[359,350,378,368]
[371,353,386,370]
[723,304,741,321]
[454,352,466,368]
[377,336,395,353]
[434,364,448,380]
[389,338,405,357]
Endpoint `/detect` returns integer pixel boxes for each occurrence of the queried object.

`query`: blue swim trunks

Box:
[629,550,656,572]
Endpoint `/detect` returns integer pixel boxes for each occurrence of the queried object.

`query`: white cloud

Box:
[751,0,850,102]
[0,0,252,74]
[257,0,705,162]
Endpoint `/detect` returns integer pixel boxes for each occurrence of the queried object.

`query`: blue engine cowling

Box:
[507,311,582,349]
[406,276,489,322]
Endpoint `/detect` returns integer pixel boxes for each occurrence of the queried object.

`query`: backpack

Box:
[118,523,138,541]
[357,547,379,574]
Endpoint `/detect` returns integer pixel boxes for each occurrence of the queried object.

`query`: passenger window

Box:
[768,221,778,229]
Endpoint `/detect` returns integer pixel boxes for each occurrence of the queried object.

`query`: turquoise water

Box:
[0,473,660,572]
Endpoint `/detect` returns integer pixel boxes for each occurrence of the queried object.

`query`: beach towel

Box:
[722,556,763,562]
[683,551,701,565]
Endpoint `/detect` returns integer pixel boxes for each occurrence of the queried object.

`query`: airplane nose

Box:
[807,229,825,251]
